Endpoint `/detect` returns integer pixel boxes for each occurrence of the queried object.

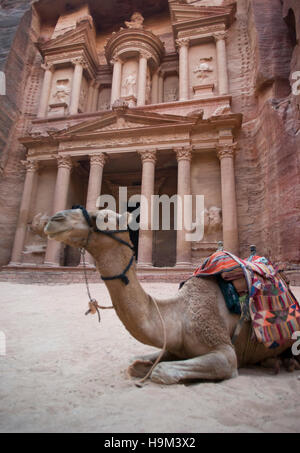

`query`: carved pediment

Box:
[38,20,99,69]
[170,2,236,34]
[54,110,195,138]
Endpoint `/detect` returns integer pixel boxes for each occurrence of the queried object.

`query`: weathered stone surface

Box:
[0,0,299,277]
[230,0,300,270]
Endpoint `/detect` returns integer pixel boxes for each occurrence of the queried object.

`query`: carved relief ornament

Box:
[175,147,193,162]
[217,143,237,160]
[90,154,107,167]
[56,155,73,170]
[22,160,39,173]
[139,150,157,164]
[176,38,190,48]
[213,31,228,42]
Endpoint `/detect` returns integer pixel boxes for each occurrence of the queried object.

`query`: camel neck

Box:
[87,241,165,348]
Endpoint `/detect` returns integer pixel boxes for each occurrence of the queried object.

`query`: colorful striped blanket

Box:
[194,252,300,349]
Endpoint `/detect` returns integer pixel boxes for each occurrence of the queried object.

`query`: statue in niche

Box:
[125,12,144,30]
[53,79,71,104]
[123,74,137,97]
[193,57,213,82]
[205,206,222,241]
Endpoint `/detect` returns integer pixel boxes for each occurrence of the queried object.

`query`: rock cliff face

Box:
[0,0,299,273]
[0,0,36,266]
[230,0,300,268]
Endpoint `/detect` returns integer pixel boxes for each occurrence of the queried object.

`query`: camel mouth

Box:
[44,221,71,239]
[46,230,70,239]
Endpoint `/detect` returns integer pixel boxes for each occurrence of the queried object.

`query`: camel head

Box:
[44,208,133,251]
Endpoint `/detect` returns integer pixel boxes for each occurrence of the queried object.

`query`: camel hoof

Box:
[127,360,153,378]
[150,364,179,385]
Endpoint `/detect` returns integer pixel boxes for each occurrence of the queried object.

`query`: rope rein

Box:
[72,206,168,385]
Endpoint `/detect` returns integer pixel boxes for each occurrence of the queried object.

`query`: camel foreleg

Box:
[128,351,178,379]
[150,345,238,385]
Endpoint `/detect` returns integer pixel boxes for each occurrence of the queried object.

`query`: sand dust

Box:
[0,282,300,433]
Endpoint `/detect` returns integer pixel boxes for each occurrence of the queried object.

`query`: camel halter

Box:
[72,205,136,286]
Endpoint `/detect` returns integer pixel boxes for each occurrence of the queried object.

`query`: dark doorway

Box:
[127,202,140,259]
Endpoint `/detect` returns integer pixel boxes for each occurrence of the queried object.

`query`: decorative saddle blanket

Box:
[193,251,300,349]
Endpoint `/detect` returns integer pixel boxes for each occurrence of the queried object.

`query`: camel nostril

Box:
[51,215,65,222]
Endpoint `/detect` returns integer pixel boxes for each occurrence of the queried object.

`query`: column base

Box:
[137,262,153,269]
[8,262,23,267]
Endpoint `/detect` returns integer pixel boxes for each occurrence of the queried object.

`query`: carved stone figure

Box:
[123,74,137,97]
[53,79,70,104]
[125,12,145,30]
[207,206,222,235]
[193,57,214,81]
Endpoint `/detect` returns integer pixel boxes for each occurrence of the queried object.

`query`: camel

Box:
[44,208,297,385]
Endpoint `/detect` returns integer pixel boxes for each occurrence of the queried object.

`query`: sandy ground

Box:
[0,282,300,434]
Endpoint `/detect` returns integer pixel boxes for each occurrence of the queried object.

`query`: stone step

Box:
[0,265,194,285]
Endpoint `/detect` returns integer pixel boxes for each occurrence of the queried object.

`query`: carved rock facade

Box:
[0,0,298,283]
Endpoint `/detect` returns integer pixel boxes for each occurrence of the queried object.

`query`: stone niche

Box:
[164,75,179,102]
[189,43,217,99]
[191,151,222,260]
[98,86,112,111]
[48,68,73,117]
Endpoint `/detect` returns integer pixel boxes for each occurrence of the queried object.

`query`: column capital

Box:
[110,56,122,65]
[90,153,107,167]
[176,37,190,49]
[41,62,54,72]
[21,160,39,173]
[56,155,73,170]
[175,147,193,162]
[71,56,87,68]
[139,50,151,61]
[139,150,157,164]
[217,143,237,160]
[213,31,228,42]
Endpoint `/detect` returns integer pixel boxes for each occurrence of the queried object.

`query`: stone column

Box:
[137,52,149,107]
[138,150,157,267]
[214,32,229,96]
[151,71,159,104]
[176,38,190,101]
[83,153,107,266]
[158,71,164,103]
[86,81,95,112]
[69,60,84,115]
[175,147,192,266]
[37,64,54,118]
[92,83,100,112]
[217,143,239,254]
[44,156,73,266]
[9,160,39,265]
[110,57,123,107]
